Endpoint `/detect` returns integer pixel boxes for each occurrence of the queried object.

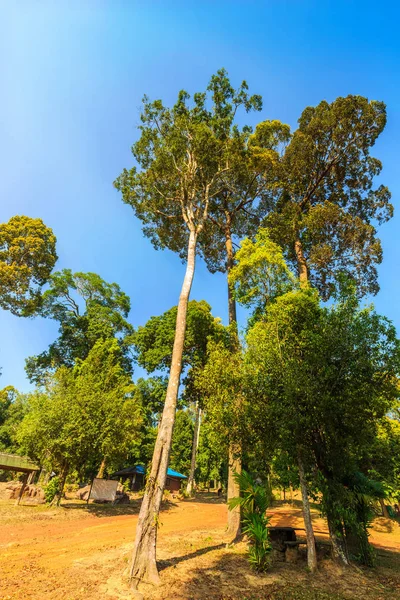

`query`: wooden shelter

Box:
[0,452,40,505]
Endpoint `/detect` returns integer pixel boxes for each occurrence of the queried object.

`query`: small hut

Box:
[111,465,187,492]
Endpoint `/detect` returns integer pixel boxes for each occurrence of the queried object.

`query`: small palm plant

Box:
[228,470,272,571]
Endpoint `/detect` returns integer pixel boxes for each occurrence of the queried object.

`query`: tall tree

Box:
[0,215,57,316]
[230,232,317,570]
[25,269,133,384]
[253,95,393,568]
[265,95,393,298]
[114,72,256,585]
[244,286,399,567]
[197,73,290,535]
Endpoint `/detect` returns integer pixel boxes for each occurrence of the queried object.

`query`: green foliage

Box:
[44,477,61,504]
[169,409,194,475]
[195,417,226,485]
[18,338,141,478]
[367,418,400,503]
[229,228,297,323]
[197,335,246,454]
[0,215,58,316]
[132,300,225,375]
[115,69,262,256]
[25,269,133,384]
[265,95,393,299]
[244,285,400,560]
[0,387,28,452]
[229,470,272,571]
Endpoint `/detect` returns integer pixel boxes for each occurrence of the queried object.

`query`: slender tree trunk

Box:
[51,462,68,507]
[294,237,308,285]
[294,237,317,570]
[186,402,201,495]
[379,497,390,518]
[327,515,349,565]
[225,225,237,324]
[289,483,294,504]
[130,229,197,587]
[225,224,242,538]
[227,445,242,536]
[298,456,317,572]
[97,457,106,479]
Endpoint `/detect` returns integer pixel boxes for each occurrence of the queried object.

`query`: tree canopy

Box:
[0,215,58,316]
[265,96,393,298]
[25,269,133,384]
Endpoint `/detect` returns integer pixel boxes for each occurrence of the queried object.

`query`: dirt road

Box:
[0,497,399,600]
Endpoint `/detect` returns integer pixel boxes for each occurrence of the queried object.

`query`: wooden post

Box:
[87,479,94,506]
[15,473,29,506]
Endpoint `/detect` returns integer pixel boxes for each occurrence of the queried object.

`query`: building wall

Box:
[165,476,182,492]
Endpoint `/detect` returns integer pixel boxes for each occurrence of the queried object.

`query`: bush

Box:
[44,476,61,504]
[229,470,272,571]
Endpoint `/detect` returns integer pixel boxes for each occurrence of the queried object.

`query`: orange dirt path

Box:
[0,501,227,576]
[0,499,399,600]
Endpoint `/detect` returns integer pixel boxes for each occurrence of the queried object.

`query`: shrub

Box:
[44,476,61,504]
[229,470,272,571]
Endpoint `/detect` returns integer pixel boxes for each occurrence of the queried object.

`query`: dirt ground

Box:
[0,493,399,600]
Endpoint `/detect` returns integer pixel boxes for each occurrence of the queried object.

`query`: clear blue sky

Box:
[1,1,399,392]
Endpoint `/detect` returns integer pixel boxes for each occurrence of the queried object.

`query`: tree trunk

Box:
[225,224,237,324]
[327,515,349,565]
[97,457,106,479]
[225,225,242,539]
[227,444,242,537]
[186,402,201,495]
[294,240,317,570]
[294,237,308,286]
[298,456,317,572]
[379,497,390,518]
[51,463,68,507]
[130,229,197,587]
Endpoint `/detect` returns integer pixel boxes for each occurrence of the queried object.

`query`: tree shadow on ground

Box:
[185,491,226,504]
[372,517,399,534]
[176,548,400,600]
[158,542,226,571]
[60,497,178,517]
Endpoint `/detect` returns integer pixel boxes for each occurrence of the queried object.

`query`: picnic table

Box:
[269,526,307,562]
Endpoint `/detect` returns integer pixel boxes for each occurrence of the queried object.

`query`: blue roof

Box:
[112,464,187,479]
[167,468,187,479]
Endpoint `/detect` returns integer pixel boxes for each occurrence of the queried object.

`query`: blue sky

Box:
[1,1,399,391]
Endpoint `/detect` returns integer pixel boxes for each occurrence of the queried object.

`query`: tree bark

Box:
[225,225,242,539]
[186,402,201,495]
[298,456,317,572]
[294,237,308,286]
[97,457,106,479]
[130,229,197,587]
[227,444,242,536]
[225,224,237,324]
[327,515,349,565]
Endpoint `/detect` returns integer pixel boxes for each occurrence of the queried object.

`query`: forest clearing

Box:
[1,493,400,600]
